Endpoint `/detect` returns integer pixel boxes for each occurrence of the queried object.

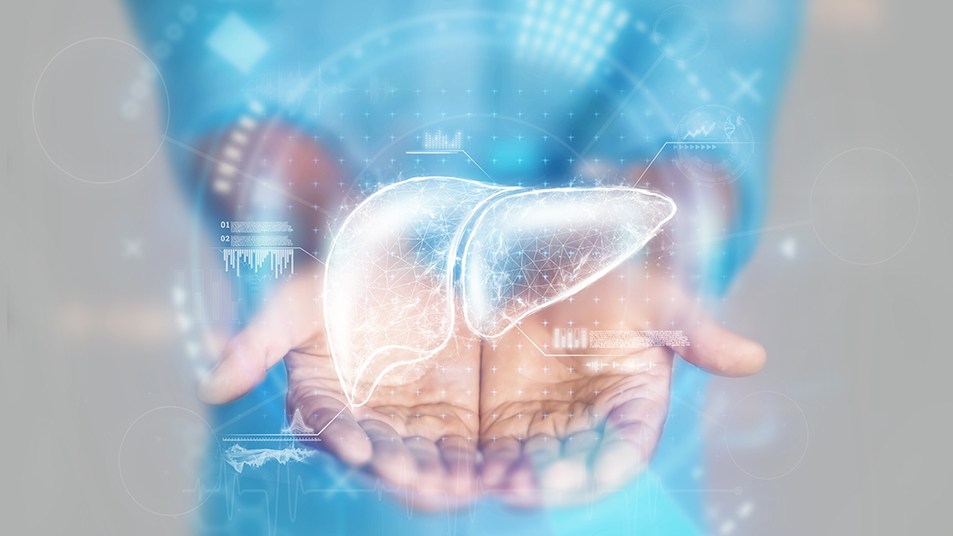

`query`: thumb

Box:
[199,272,324,404]
[198,327,293,404]
[676,315,766,377]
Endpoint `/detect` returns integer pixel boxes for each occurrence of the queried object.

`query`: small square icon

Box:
[206,13,269,74]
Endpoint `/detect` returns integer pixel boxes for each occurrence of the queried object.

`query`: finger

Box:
[404,436,448,510]
[523,433,561,469]
[199,274,323,403]
[539,430,601,495]
[198,329,288,404]
[659,283,766,377]
[437,435,479,501]
[505,434,560,508]
[360,419,418,491]
[296,395,372,466]
[593,398,665,491]
[562,429,602,457]
[479,437,521,493]
[678,315,766,377]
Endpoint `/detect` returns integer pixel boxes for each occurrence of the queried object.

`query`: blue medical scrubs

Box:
[124,1,802,533]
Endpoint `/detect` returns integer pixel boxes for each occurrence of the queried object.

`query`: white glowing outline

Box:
[325,177,520,407]
[461,187,677,339]
[325,177,676,407]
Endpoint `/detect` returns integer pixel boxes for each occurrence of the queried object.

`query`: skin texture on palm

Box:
[197,203,764,509]
[200,266,480,509]
[199,253,763,510]
[199,258,763,510]
[286,318,483,509]
[194,122,488,509]
[195,123,765,510]
[200,265,483,509]
[479,256,765,507]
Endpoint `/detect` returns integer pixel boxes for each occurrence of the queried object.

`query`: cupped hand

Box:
[199,263,483,509]
[478,259,765,507]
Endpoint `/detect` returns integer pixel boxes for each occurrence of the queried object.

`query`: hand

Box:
[199,263,483,509]
[195,121,484,508]
[478,259,765,507]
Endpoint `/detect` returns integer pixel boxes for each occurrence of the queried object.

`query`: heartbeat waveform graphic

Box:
[681,122,716,139]
[368,74,402,104]
[223,445,314,473]
[247,65,354,110]
[186,454,667,536]
[183,412,675,535]
[223,247,294,277]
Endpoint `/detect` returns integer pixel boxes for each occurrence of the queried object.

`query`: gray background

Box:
[5,0,952,534]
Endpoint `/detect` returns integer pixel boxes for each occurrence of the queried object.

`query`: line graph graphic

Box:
[671,105,756,185]
[181,434,728,536]
[682,122,716,139]
[128,402,741,534]
[132,12,794,531]
[222,408,330,443]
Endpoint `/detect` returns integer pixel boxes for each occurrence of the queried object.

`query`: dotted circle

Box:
[810,147,920,265]
[674,105,755,186]
[32,37,170,184]
[653,6,710,62]
[118,406,220,516]
[725,391,809,480]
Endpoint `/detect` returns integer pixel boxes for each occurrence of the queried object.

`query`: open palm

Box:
[199,263,482,508]
[201,259,764,509]
[479,259,765,506]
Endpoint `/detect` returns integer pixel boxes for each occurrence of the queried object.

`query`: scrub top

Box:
[124,1,802,533]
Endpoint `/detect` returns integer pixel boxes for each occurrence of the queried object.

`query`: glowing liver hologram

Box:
[324,177,676,406]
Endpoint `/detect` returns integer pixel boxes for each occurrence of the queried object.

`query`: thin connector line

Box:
[163,135,332,218]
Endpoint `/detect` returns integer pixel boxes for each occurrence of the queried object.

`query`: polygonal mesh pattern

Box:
[325,177,675,406]
[462,187,676,337]
[325,177,511,405]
